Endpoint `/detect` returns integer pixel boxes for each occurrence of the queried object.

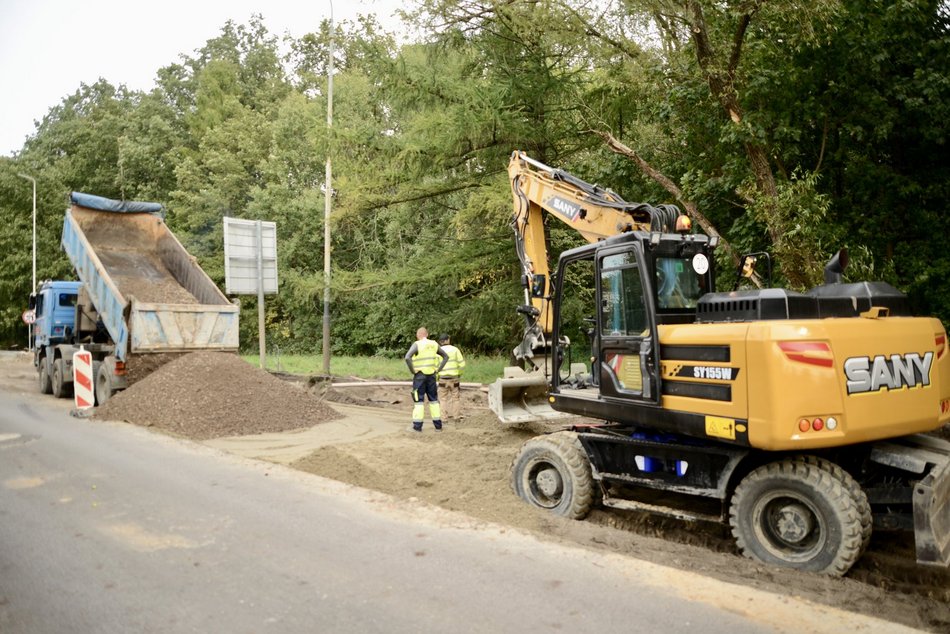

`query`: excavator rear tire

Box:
[729,456,865,576]
[510,431,594,520]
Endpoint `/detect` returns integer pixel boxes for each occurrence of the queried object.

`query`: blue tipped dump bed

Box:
[62,192,239,362]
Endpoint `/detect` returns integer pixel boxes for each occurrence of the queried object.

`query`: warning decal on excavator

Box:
[705,416,736,440]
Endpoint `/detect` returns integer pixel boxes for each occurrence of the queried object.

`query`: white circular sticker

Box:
[692,253,709,275]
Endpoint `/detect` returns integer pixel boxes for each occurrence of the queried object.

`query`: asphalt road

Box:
[0,386,916,633]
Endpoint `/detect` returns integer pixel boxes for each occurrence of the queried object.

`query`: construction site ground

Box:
[2,351,947,632]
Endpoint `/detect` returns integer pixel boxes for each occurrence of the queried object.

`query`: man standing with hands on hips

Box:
[405,327,449,432]
[437,333,466,423]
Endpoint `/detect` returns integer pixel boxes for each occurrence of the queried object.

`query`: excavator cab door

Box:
[595,244,661,405]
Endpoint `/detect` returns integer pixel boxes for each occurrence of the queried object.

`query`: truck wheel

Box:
[96,364,113,405]
[510,431,594,519]
[91,361,102,405]
[729,456,865,576]
[37,358,52,395]
[51,359,72,399]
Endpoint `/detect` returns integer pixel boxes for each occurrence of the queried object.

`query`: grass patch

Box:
[242,353,509,385]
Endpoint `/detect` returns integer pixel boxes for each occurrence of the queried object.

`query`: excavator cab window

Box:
[655,257,704,310]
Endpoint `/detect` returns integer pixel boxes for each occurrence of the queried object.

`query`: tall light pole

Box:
[322,0,334,375]
[17,173,36,350]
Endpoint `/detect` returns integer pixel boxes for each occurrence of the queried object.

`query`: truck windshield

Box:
[59,293,78,308]
[655,257,704,309]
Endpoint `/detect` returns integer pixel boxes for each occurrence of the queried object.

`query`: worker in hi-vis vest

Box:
[404,327,449,432]
[437,333,466,422]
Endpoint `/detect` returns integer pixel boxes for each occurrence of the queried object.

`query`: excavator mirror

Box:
[530,274,546,298]
[740,255,757,278]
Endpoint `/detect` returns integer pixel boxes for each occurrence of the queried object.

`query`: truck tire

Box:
[91,361,102,406]
[37,357,52,395]
[729,456,865,576]
[96,364,114,405]
[510,431,594,519]
[51,358,72,399]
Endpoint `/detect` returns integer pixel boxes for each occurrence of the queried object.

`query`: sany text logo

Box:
[844,352,933,395]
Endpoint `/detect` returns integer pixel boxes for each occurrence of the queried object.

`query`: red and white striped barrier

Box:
[72,348,95,409]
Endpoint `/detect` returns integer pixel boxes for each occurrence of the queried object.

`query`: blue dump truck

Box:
[32,192,240,404]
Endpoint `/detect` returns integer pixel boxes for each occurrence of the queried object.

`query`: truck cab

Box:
[32,281,81,349]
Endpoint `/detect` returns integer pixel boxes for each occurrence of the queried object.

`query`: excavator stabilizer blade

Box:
[914,451,950,567]
[488,369,573,425]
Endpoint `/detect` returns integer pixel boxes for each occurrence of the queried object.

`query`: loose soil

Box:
[94,352,341,440]
[3,352,947,631]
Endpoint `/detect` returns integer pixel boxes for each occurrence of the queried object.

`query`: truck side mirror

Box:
[28,294,36,310]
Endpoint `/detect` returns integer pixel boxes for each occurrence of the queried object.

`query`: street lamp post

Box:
[17,173,36,350]
[322,0,334,376]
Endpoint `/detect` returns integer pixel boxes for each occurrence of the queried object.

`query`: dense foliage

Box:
[0,2,947,355]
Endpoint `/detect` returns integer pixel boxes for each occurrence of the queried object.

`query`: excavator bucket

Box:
[488,367,576,425]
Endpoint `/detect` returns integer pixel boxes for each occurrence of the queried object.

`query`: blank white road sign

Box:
[223,217,278,295]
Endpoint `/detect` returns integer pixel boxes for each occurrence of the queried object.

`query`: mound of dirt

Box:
[95,352,341,440]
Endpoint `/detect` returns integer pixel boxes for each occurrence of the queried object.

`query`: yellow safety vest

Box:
[412,338,441,375]
[439,344,465,379]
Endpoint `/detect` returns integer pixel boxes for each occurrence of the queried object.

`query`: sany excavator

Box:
[490,151,950,576]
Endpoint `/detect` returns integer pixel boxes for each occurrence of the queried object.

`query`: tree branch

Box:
[590,129,758,286]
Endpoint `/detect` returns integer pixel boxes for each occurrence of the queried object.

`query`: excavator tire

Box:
[51,358,72,399]
[510,431,594,520]
[800,455,873,554]
[37,357,52,395]
[729,456,865,576]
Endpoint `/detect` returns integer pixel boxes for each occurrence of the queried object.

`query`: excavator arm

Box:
[507,151,681,368]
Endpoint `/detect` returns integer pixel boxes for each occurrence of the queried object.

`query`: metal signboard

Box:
[223,217,278,295]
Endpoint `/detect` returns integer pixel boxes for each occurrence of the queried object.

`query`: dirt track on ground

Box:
[3,352,948,632]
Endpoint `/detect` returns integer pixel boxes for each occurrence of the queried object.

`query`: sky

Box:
[0,0,410,156]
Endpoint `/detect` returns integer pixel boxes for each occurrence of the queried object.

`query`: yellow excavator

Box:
[492,151,950,576]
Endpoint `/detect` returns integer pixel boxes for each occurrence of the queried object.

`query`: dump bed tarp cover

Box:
[70,191,164,214]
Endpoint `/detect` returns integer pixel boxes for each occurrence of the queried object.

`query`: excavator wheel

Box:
[51,358,72,399]
[800,455,873,554]
[729,456,866,576]
[510,431,594,520]
[37,357,52,395]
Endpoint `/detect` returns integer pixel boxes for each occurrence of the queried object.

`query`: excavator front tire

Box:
[729,456,866,576]
[510,431,594,519]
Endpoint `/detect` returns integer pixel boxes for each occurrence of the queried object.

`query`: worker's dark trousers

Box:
[411,372,442,430]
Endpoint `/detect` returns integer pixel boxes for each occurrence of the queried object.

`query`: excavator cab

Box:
[490,230,717,424]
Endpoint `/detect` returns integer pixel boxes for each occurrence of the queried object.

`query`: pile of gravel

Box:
[95,352,341,440]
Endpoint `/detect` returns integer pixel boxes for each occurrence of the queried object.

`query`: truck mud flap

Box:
[487,370,574,425]
[914,455,950,567]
